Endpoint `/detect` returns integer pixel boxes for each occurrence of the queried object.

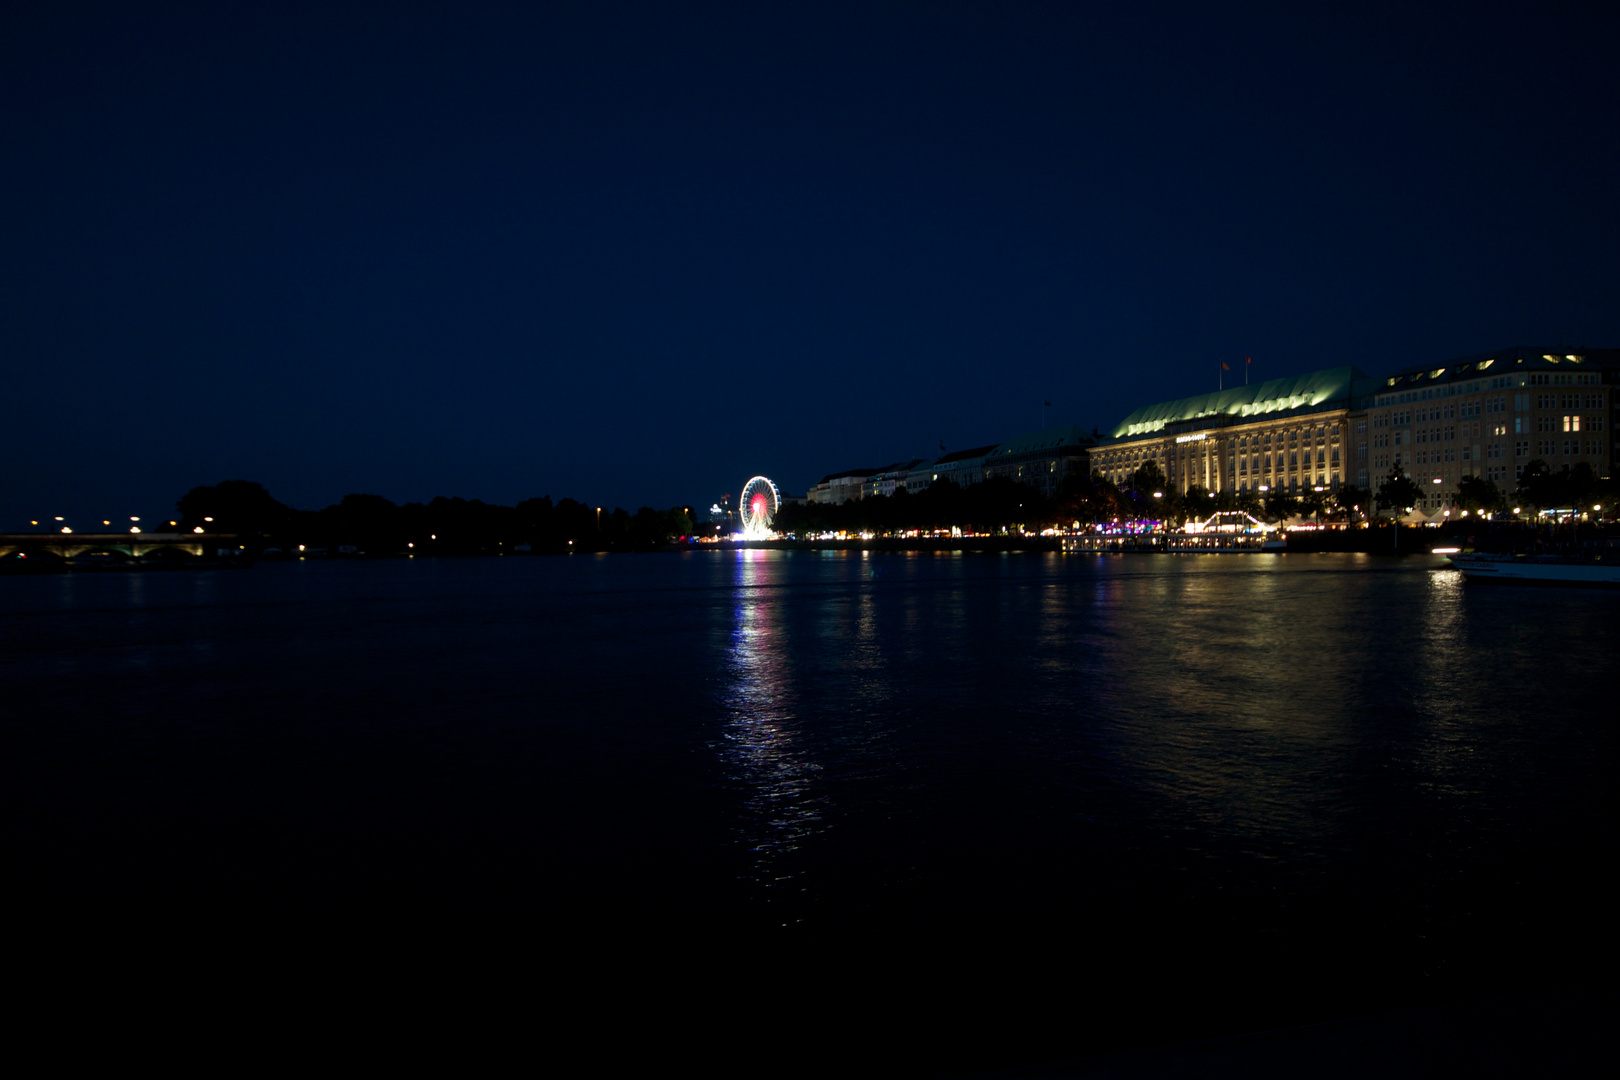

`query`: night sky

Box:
[6,2,1617,526]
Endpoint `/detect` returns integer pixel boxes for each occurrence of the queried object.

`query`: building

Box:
[981,426,1095,499]
[923,444,999,490]
[865,460,926,499]
[1095,366,1377,496]
[1363,347,1618,510]
[807,467,878,505]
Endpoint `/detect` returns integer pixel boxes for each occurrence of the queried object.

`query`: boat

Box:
[1445,551,1620,587]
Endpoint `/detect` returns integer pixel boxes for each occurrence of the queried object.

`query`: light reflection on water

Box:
[716,549,827,918]
[2,549,1612,1049]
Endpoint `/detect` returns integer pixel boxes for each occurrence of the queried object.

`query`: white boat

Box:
[1445,551,1620,587]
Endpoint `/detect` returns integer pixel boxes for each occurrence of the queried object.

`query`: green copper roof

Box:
[987,425,1093,458]
[1109,366,1371,439]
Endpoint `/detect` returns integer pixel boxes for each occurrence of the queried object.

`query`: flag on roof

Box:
[1221,361,1230,371]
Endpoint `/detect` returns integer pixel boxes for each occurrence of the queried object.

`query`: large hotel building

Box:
[1092,347,1617,510]
[802,346,1614,515]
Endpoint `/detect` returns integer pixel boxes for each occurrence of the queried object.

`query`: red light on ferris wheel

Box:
[739,476,780,538]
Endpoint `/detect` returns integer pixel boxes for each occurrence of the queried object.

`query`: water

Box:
[3,551,1612,1071]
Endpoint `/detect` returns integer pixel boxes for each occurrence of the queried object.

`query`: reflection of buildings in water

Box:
[1411,567,1475,782]
[718,550,826,911]
[1082,563,1365,844]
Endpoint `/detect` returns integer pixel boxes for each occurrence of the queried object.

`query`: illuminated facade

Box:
[1093,366,1376,496]
[1364,348,1618,510]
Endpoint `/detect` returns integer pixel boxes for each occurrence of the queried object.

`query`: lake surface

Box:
[4,551,1612,1072]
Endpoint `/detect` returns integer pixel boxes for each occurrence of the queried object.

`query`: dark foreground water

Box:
[4,551,1612,1073]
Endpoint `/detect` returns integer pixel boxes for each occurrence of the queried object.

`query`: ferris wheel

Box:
[739,476,781,538]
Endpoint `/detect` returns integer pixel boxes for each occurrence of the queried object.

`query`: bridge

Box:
[0,532,241,562]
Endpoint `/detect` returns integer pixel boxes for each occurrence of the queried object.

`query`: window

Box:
[1515,440,1528,458]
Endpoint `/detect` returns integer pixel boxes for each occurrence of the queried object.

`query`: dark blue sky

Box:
[6,2,1617,525]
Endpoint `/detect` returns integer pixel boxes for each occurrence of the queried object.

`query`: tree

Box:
[1375,466,1424,515]
[1453,475,1504,515]
[1182,484,1214,523]
[1299,485,1329,526]
[1334,484,1371,524]
[665,506,696,539]
[1566,461,1599,508]
[1514,460,1559,511]
[1263,491,1298,525]
[175,480,293,536]
[322,493,403,552]
[1125,460,1167,499]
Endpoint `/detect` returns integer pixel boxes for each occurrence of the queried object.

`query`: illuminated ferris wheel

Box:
[739,476,780,539]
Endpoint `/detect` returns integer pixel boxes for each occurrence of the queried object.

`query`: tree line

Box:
[775,467,1378,535]
[175,481,696,554]
[1433,459,1615,516]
